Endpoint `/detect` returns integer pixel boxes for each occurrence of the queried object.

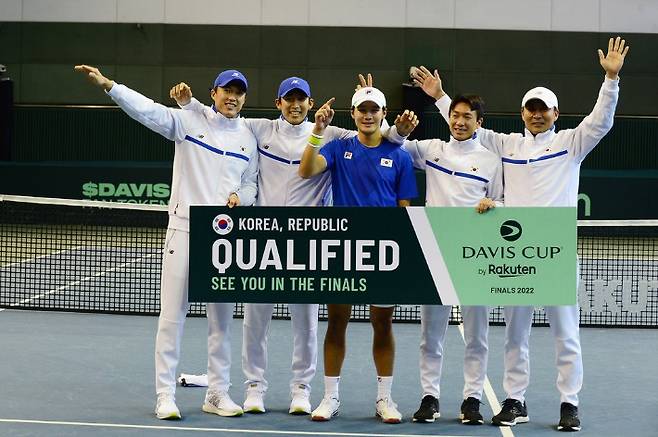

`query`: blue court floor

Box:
[1,309,656,437]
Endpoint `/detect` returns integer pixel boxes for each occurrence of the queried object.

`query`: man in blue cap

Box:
[75,64,258,420]
[172,75,416,416]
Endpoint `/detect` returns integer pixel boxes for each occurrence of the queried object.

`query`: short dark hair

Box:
[449,94,485,121]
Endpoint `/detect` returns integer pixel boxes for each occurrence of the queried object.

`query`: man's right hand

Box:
[74,65,114,91]
[169,82,193,106]
[314,97,335,133]
[412,66,445,100]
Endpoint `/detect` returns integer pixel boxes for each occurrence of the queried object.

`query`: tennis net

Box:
[1,195,657,327]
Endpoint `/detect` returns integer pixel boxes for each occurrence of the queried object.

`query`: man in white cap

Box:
[75,65,258,420]
[411,36,629,432]
[171,75,414,416]
[299,86,419,423]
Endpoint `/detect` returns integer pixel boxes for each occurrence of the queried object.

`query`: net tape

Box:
[2,195,657,327]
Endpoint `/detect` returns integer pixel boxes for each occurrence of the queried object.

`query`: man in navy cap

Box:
[172,74,416,416]
[76,64,258,420]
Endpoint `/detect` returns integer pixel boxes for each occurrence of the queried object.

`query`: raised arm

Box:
[75,65,188,142]
[171,83,274,141]
[298,98,333,178]
[570,36,628,161]
[413,65,510,155]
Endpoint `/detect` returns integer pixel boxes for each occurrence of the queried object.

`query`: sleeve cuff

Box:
[105,83,122,97]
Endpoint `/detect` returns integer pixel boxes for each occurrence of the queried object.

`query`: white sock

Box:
[324,376,340,399]
[377,376,393,400]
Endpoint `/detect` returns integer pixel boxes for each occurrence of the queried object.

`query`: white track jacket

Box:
[435,77,619,207]
[108,84,258,231]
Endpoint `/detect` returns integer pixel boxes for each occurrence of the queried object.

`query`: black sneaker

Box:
[412,395,440,423]
[492,398,529,426]
[558,402,581,432]
[460,397,484,425]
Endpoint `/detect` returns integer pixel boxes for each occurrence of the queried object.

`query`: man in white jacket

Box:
[171,75,413,416]
[75,65,258,420]
[401,94,502,425]
[412,36,629,432]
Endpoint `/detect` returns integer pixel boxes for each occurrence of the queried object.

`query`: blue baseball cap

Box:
[212,69,248,91]
[278,77,311,98]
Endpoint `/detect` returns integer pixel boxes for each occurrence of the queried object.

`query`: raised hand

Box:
[394,110,419,137]
[355,73,373,91]
[598,36,629,80]
[314,97,335,131]
[412,66,445,100]
[169,82,193,106]
[74,64,114,91]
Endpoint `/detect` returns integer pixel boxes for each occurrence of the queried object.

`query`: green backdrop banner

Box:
[189,206,577,305]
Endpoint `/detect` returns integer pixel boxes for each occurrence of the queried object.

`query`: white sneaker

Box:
[202,390,243,417]
[289,384,311,415]
[311,396,340,421]
[243,383,266,414]
[376,397,402,424]
[155,393,181,420]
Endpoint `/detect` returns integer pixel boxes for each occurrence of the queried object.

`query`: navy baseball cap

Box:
[278,77,311,98]
[212,69,248,91]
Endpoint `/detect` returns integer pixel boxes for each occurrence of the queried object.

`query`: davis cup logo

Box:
[500,220,522,242]
[212,214,234,235]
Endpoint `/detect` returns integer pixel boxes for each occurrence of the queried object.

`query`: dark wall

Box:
[10,106,658,170]
[1,22,657,114]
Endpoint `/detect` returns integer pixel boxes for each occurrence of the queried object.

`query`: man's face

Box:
[449,101,482,141]
[211,83,246,118]
[351,101,386,135]
[522,99,559,135]
[275,90,314,125]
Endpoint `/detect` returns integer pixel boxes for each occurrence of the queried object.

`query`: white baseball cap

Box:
[351,87,386,109]
[521,86,558,110]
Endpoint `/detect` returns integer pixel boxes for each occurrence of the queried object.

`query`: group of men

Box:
[74,34,628,432]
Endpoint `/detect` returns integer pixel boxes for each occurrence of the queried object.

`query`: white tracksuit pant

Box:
[242,303,318,392]
[419,305,451,398]
[155,229,234,394]
[420,305,491,400]
[461,306,490,400]
[503,305,582,406]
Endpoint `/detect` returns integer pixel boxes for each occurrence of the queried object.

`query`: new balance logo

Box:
[380,158,392,167]
[344,152,353,159]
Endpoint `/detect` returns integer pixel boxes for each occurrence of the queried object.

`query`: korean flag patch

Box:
[380,158,393,168]
[344,151,353,159]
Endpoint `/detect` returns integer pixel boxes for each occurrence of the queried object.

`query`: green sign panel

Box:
[189,206,577,305]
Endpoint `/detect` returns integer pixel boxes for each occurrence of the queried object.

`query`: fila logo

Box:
[344,151,353,159]
[380,158,393,167]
